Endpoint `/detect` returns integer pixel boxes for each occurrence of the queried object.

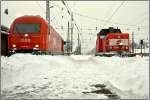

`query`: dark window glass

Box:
[100,35,106,38]
[13,23,40,33]
[100,29,109,35]
[100,29,122,36]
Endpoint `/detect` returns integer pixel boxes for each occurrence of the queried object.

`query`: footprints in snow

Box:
[82,83,120,99]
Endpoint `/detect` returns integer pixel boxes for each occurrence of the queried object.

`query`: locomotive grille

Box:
[20,38,31,42]
[109,39,128,46]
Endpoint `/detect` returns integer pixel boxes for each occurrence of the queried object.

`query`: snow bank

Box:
[1,54,149,99]
[93,56,149,99]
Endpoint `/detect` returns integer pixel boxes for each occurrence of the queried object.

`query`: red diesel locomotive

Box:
[96,27,135,57]
[8,15,64,55]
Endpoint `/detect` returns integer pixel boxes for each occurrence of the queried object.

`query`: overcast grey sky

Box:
[1,1,149,52]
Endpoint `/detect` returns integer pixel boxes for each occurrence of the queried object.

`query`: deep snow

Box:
[1,54,149,99]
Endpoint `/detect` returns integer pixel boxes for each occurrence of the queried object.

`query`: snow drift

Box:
[1,54,149,99]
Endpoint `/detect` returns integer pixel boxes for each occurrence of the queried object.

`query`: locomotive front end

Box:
[107,33,130,52]
[8,16,42,54]
[95,27,135,57]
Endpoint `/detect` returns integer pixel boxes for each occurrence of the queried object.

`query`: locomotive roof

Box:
[11,15,64,41]
[14,15,48,24]
[98,27,122,35]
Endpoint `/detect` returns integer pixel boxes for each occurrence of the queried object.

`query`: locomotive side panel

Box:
[40,20,49,52]
[96,34,100,52]
[49,26,64,54]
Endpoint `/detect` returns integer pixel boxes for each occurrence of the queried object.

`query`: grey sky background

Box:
[1,1,149,52]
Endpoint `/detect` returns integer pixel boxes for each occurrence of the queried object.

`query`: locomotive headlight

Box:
[12,44,16,47]
[24,34,28,37]
[117,36,121,39]
[35,44,39,48]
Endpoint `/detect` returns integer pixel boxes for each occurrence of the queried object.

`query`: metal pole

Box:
[45,0,50,53]
[132,32,134,53]
[71,13,74,52]
[140,40,143,56]
[77,33,80,55]
[144,39,145,54]
[46,0,50,26]
[79,38,81,54]
[141,43,142,54]
[67,21,70,54]
[135,43,136,53]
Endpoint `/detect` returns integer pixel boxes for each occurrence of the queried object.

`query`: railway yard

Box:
[1,1,149,99]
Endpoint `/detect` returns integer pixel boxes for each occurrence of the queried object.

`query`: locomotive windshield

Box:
[13,23,40,33]
[99,28,122,38]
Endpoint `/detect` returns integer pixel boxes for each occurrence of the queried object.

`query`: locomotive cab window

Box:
[13,23,40,33]
[100,35,106,38]
[99,30,107,38]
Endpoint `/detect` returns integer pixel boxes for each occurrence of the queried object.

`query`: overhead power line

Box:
[36,1,45,14]
[73,11,148,28]
[103,1,117,22]
[49,2,148,28]
[102,1,125,28]
[127,11,148,25]
[36,1,63,29]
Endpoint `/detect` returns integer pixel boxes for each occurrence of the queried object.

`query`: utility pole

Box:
[143,39,145,53]
[77,33,80,55]
[78,33,80,51]
[46,0,50,26]
[70,12,74,52]
[67,21,70,54]
[61,0,74,53]
[132,32,134,53]
[45,0,50,52]
[140,39,144,57]
[79,36,81,54]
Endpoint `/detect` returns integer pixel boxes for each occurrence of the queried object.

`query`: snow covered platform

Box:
[1,54,149,99]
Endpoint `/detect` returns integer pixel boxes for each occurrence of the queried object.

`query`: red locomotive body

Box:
[96,27,135,56]
[8,15,64,54]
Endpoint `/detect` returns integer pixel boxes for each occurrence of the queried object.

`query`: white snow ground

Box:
[1,54,149,99]
[135,48,149,53]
